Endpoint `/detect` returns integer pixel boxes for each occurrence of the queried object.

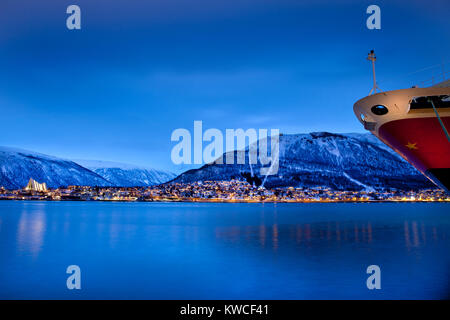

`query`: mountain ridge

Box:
[74,159,176,187]
[0,147,175,189]
[0,146,111,189]
[171,132,435,191]
[0,131,436,191]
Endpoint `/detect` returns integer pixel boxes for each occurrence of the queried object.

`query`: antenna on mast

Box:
[367,50,381,95]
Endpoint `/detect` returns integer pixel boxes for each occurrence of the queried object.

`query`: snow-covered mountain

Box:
[172,132,435,191]
[0,132,436,191]
[0,147,176,189]
[0,147,111,189]
[74,160,176,187]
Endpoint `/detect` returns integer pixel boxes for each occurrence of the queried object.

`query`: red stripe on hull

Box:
[378,116,450,174]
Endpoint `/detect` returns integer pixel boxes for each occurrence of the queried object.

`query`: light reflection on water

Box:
[213,219,444,251]
[16,207,46,258]
[0,201,448,299]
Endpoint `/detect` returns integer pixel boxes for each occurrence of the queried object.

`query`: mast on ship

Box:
[367,50,381,95]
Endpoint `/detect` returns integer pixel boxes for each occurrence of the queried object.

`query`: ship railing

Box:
[417,70,448,88]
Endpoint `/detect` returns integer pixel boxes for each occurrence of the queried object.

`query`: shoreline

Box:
[2,180,449,203]
[1,198,449,203]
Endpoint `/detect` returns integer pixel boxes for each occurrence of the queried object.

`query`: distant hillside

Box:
[0,132,436,191]
[171,132,435,191]
[75,160,176,187]
[0,147,110,189]
[0,147,176,189]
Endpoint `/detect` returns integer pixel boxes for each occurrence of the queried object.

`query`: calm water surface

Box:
[0,201,448,299]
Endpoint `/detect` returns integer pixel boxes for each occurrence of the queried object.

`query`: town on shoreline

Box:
[1,179,449,203]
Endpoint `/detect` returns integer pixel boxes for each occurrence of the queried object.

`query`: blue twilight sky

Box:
[0,0,449,172]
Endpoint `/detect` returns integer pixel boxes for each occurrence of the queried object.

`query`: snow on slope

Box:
[172,132,435,191]
[0,131,435,191]
[74,160,176,187]
[0,147,111,189]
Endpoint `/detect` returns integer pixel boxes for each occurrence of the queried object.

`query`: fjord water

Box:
[0,201,448,299]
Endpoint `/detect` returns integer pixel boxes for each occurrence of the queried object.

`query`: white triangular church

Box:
[24,178,48,192]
